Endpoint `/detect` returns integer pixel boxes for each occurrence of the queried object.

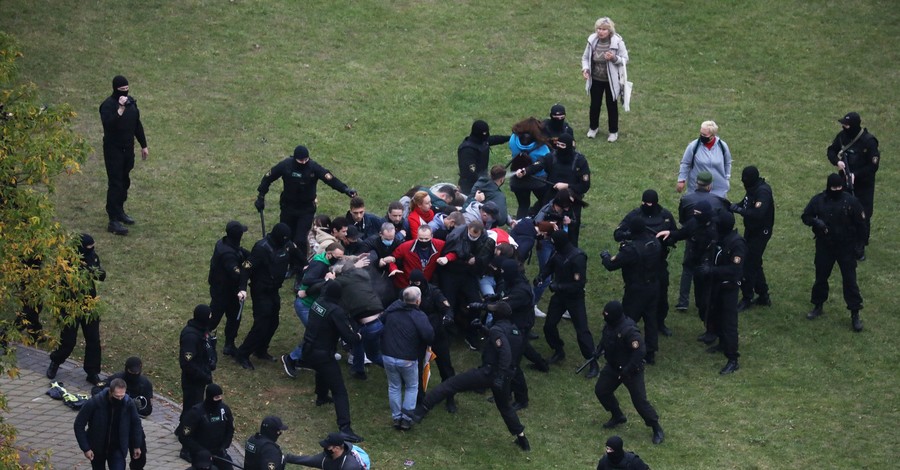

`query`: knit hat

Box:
[603,301,624,324]
[293,145,310,160]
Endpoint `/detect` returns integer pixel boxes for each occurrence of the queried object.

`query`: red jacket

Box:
[391,238,453,288]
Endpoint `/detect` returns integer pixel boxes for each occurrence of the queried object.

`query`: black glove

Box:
[254,196,265,212]
[467,302,487,312]
[483,293,501,302]
[346,188,358,197]
[696,263,712,276]
[729,203,744,214]
[600,250,611,261]
[441,313,455,328]
[549,282,559,292]
[812,219,828,234]
[618,230,632,240]
[470,317,485,331]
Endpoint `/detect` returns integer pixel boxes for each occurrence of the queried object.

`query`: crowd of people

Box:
[55,14,882,469]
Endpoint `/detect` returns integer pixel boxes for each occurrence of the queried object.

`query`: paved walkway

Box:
[0,344,244,469]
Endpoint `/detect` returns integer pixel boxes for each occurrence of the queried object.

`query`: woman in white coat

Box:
[581,17,629,142]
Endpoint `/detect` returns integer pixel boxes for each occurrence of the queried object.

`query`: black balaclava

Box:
[641,189,659,216]
[471,120,490,143]
[840,112,862,138]
[270,222,292,248]
[193,304,211,328]
[260,417,285,441]
[555,133,575,163]
[125,356,142,377]
[225,220,247,246]
[293,145,310,162]
[323,281,343,302]
[489,301,512,320]
[603,301,624,325]
[606,436,625,464]
[548,104,566,131]
[628,217,646,239]
[693,200,713,225]
[741,166,760,189]
[550,229,572,255]
[826,173,844,200]
[79,233,95,256]
[204,383,224,413]
[112,75,129,98]
[500,258,520,287]
[716,210,735,238]
[409,269,428,290]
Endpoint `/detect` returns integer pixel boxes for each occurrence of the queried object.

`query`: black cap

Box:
[112,75,128,89]
[838,112,861,126]
[226,220,248,238]
[319,432,346,448]
[293,145,310,160]
[550,104,566,116]
[261,416,288,431]
[125,356,142,374]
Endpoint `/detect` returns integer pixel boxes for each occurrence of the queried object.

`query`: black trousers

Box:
[177,378,207,440]
[423,367,524,435]
[522,327,545,368]
[589,80,619,133]
[707,283,740,360]
[49,316,101,375]
[128,430,147,470]
[741,229,771,300]
[103,143,135,220]
[594,365,659,426]
[512,186,547,220]
[303,349,352,429]
[237,290,280,358]
[623,281,659,354]
[16,300,42,341]
[543,292,595,360]
[209,286,243,346]
[811,241,862,310]
[655,263,671,328]
[438,271,482,344]
[280,210,316,263]
[426,314,456,381]
[854,183,874,247]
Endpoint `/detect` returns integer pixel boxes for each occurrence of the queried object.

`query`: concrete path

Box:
[0,344,244,469]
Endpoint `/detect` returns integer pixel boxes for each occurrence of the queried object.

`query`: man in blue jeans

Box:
[380,287,434,430]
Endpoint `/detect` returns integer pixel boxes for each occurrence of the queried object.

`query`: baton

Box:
[575,347,603,374]
[236,297,245,322]
[212,454,243,469]
[259,209,267,236]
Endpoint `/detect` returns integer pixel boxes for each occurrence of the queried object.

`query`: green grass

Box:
[2,0,898,468]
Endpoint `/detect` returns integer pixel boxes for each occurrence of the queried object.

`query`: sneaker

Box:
[364,354,373,365]
[533,306,547,318]
[347,354,354,366]
[334,352,342,361]
[607,132,618,142]
[281,354,297,378]
[587,128,599,139]
[675,302,688,311]
[561,311,571,320]
[392,418,402,430]
[399,419,412,431]
[464,337,480,351]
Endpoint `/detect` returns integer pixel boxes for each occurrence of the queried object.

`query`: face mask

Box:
[640,204,655,216]
[324,448,334,456]
[382,238,394,246]
[699,134,712,144]
[826,188,843,200]
[467,233,479,241]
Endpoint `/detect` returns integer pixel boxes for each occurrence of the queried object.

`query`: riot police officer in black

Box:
[243,416,303,470]
[731,166,774,311]
[602,217,663,364]
[106,356,153,470]
[178,305,216,458]
[596,436,650,470]
[177,383,234,470]
[593,301,664,445]
[697,211,746,374]
[500,258,549,376]
[407,269,458,413]
[234,223,296,370]
[457,120,510,196]
[297,281,364,443]
[801,174,867,332]
[614,190,678,336]
[208,221,251,356]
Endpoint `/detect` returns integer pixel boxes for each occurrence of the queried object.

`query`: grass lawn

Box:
[1,1,898,468]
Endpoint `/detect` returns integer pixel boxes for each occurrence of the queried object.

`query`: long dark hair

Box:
[511,117,550,147]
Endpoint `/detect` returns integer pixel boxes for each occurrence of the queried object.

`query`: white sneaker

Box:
[334,352,343,361]
[364,354,373,365]
[534,306,547,318]
[586,128,599,139]
[562,310,572,320]
[607,132,618,142]
[347,354,354,365]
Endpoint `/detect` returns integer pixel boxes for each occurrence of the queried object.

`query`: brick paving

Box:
[0,344,244,469]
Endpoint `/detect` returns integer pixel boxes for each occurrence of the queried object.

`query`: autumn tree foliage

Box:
[0,32,91,468]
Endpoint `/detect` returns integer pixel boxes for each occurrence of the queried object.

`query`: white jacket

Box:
[581,33,629,100]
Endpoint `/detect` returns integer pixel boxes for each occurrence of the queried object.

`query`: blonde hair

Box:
[412,190,430,209]
[700,121,719,136]
[594,17,616,35]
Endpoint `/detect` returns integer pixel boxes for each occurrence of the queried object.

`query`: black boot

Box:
[651,422,665,444]
[405,404,429,424]
[602,414,627,429]
[46,361,59,380]
[719,359,740,375]
[548,349,566,364]
[445,396,458,414]
[754,294,772,306]
[851,310,863,332]
[107,220,128,236]
[339,426,364,443]
[585,361,600,379]
[806,305,824,320]
[222,342,237,357]
[515,434,531,451]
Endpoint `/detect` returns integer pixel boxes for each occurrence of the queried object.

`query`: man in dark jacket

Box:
[235,223,296,370]
[243,416,304,470]
[99,75,148,236]
[438,221,495,348]
[255,145,357,263]
[731,166,775,311]
[827,112,880,259]
[295,433,366,470]
[105,357,153,469]
[293,281,364,443]
[466,165,509,227]
[381,286,434,430]
[457,120,510,195]
[614,189,678,336]
[593,301,664,445]
[596,436,650,470]
[602,217,663,364]
[346,196,384,240]
[74,378,144,470]
[801,173,867,332]
[208,221,251,356]
[500,258,548,380]
[364,222,402,307]
[410,302,531,452]
[47,233,106,385]
[177,383,235,470]
[538,230,596,377]
[178,304,215,458]
[334,257,385,380]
